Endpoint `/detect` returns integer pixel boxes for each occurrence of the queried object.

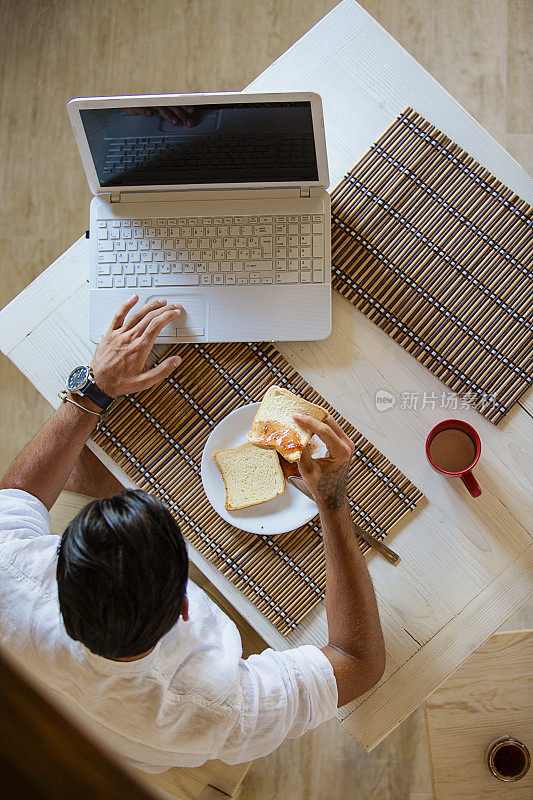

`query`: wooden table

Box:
[0,0,531,752]
[425,630,533,799]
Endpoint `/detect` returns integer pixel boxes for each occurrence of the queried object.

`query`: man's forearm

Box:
[1,297,183,513]
[320,503,386,689]
[0,399,98,510]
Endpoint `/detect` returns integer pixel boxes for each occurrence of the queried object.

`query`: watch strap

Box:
[82,380,114,411]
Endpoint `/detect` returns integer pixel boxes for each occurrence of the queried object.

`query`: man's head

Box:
[57,490,188,660]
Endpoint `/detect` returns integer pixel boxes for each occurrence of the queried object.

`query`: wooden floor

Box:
[0,2,531,798]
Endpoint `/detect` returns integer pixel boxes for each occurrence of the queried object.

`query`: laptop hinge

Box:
[110,192,121,203]
[300,186,310,197]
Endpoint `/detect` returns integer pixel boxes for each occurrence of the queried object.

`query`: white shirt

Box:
[0,489,337,771]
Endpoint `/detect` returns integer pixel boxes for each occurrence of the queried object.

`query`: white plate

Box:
[201,403,320,536]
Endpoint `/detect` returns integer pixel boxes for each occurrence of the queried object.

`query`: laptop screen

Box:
[80,101,319,187]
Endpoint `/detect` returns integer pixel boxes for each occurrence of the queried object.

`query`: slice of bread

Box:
[247,386,328,462]
[213,442,285,511]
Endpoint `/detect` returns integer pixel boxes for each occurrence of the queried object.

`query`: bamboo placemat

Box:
[331,108,532,424]
[93,343,424,635]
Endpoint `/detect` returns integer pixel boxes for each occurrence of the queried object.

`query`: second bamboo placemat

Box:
[93,342,424,635]
[331,108,532,424]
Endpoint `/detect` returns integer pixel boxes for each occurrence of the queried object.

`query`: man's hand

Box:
[90,296,183,398]
[293,414,355,510]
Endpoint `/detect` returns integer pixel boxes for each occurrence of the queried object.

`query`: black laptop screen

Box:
[80,101,319,187]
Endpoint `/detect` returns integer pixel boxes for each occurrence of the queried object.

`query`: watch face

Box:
[67,366,90,391]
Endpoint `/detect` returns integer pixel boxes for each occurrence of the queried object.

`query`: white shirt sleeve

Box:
[218,644,338,764]
[0,489,51,544]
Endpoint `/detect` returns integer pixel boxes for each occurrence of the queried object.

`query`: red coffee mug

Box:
[426,419,482,498]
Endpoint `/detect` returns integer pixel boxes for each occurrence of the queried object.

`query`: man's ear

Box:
[181,595,189,621]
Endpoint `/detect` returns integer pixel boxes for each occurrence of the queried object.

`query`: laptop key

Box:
[244,261,273,271]
[114,276,125,288]
[96,276,113,288]
[154,275,199,286]
[276,273,299,283]
[126,276,137,287]
[312,236,323,257]
[138,275,152,287]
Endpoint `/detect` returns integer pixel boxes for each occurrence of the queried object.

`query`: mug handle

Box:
[461,470,482,498]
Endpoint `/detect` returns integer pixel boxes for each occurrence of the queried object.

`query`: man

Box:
[0,295,385,772]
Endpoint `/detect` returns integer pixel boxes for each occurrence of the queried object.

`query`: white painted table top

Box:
[0,0,531,752]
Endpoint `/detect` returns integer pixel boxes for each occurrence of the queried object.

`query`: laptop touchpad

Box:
[149,296,206,337]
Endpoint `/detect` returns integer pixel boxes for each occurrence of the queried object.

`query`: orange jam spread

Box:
[250,420,301,456]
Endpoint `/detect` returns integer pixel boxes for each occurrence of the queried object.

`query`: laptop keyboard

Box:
[96,214,326,288]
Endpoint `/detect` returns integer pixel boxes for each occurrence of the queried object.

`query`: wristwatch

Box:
[65,366,114,411]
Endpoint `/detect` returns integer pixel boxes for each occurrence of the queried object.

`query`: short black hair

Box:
[57,490,188,660]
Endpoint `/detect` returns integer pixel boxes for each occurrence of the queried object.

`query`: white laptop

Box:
[67,92,332,343]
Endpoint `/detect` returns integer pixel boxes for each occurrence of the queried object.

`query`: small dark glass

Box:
[486,737,530,782]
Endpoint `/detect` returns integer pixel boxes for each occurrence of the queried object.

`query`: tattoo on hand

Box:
[317,462,350,509]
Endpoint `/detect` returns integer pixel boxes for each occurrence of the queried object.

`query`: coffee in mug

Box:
[426,419,482,497]
[429,428,477,473]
